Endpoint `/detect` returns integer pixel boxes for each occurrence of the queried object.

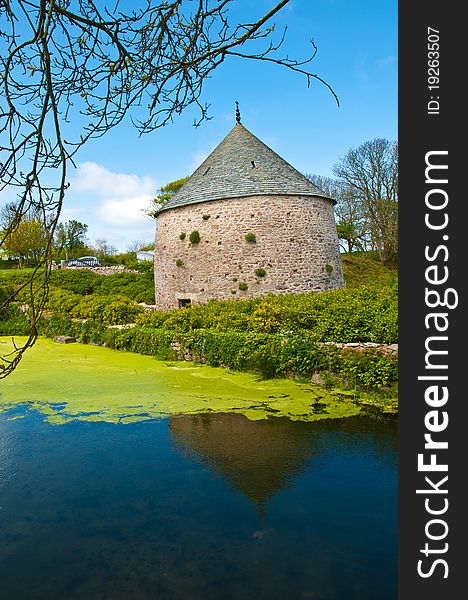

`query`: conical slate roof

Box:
[156,123,334,215]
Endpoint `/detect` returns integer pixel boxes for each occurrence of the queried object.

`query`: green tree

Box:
[146,177,189,218]
[336,221,364,254]
[54,220,89,259]
[2,217,48,268]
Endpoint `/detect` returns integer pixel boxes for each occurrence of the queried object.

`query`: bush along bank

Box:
[31,315,398,413]
[1,285,398,414]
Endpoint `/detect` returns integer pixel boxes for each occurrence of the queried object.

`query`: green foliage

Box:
[0,282,15,319]
[131,259,154,274]
[58,324,396,390]
[250,303,282,333]
[46,287,143,325]
[202,214,210,220]
[47,288,82,315]
[189,230,200,244]
[157,177,189,200]
[325,346,398,389]
[96,272,154,303]
[134,286,398,343]
[2,217,47,266]
[54,220,88,259]
[147,177,189,217]
[56,294,142,325]
[244,232,256,243]
[49,269,100,295]
[134,310,168,329]
[1,254,398,394]
[325,264,334,274]
[70,295,108,321]
[48,269,154,303]
[0,268,48,303]
[179,232,186,240]
[0,307,30,335]
[0,268,38,286]
[175,259,184,267]
[102,298,144,325]
[254,267,266,277]
[238,282,248,291]
[108,327,177,359]
[342,252,397,288]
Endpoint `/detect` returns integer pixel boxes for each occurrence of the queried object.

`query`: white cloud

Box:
[72,161,156,200]
[66,161,158,250]
[96,195,153,227]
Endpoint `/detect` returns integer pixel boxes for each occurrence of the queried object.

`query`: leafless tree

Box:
[333,139,398,264]
[0,0,338,377]
[306,173,369,253]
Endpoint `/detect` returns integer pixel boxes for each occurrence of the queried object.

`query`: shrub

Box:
[134,310,168,329]
[131,259,154,274]
[49,269,99,295]
[0,268,40,288]
[179,232,186,240]
[47,288,82,315]
[70,295,108,321]
[131,286,397,343]
[0,304,30,335]
[189,230,200,244]
[244,233,256,243]
[249,303,282,333]
[202,214,210,221]
[102,298,144,325]
[94,272,154,303]
[254,268,266,277]
[0,283,15,319]
[61,293,144,325]
[175,259,184,267]
[325,264,334,274]
[238,282,248,291]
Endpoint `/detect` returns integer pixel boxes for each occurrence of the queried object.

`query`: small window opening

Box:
[203,167,211,176]
[251,161,256,168]
[178,298,192,308]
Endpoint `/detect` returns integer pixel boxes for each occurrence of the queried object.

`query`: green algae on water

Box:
[0,337,393,425]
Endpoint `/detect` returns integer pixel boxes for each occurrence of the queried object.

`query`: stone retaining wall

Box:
[169,339,398,365]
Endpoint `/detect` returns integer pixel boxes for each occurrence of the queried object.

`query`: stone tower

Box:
[154,121,344,310]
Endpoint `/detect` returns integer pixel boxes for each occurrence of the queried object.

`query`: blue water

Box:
[0,411,397,599]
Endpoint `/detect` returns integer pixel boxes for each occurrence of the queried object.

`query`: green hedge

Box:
[49,270,154,303]
[1,311,397,391]
[0,268,155,304]
[135,286,398,343]
[47,289,144,325]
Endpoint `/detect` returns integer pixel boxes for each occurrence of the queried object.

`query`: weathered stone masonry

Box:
[155,194,343,310]
[154,122,344,310]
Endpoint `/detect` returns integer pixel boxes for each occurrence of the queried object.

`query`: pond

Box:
[0,339,397,599]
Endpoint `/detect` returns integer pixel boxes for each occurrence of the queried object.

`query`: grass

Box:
[341,252,397,289]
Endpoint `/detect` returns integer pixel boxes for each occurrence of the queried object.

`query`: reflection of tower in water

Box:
[169,413,318,516]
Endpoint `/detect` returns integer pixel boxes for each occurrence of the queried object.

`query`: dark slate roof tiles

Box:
[156,123,334,215]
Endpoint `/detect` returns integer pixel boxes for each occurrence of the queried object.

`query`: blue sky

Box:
[14,0,399,252]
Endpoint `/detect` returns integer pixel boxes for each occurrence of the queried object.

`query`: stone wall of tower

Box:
[154,194,344,311]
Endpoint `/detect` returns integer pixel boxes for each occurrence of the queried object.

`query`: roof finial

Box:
[235,101,241,124]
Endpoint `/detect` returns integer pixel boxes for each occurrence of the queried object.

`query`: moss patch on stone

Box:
[0,337,395,425]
